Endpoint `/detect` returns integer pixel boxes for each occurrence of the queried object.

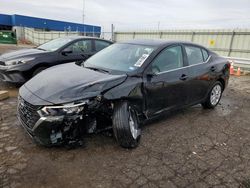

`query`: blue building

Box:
[0,14,101,33]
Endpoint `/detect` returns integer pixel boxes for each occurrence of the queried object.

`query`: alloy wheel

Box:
[210,84,222,106]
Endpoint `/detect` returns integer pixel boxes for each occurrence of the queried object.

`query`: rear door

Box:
[184,45,213,104]
[144,45,189,116]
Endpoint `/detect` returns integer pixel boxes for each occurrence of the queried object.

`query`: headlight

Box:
[5,57,35,66]
[40,100,89,116]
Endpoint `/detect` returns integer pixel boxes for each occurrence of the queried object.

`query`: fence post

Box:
[32,29,34,44]
[228,30,235,57]
[191,31,195,42]
[159,32,163,39]
[39,32,41,45]
[111,24,115,41]
[133,32,136,39]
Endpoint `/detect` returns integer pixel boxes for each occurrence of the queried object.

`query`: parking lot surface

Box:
[1,45,250,188]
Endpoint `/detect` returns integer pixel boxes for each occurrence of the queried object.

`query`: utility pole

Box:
[82,0,85,24]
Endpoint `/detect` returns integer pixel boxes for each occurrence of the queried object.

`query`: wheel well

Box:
[217,78,225,91]
[31,62,48,71]
[32,63,49,71]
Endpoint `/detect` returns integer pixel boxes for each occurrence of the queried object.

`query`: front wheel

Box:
[112,101,141,148]
[202,82,223,109]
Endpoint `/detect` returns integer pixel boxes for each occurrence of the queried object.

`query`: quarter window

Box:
[95,40,111,52]
[202,49,209,61]
[151,46,183,74]
[185,46,203,65]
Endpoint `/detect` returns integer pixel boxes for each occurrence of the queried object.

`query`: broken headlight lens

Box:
[40,100,89,116]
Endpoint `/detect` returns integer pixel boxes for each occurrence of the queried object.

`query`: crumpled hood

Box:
[23,63,127,104]
[0,48,47,61]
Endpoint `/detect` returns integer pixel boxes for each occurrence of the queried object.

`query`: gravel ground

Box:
[1,45,250,188]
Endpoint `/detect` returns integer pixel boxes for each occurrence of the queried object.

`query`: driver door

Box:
[59,39,94,64]
[144,45,189,116]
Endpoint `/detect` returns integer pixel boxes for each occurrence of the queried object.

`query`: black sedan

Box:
[17,39,230,148]
[0,36,112,84]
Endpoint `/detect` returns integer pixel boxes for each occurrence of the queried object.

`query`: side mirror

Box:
[62,49,73,56]
[146,71,156,78]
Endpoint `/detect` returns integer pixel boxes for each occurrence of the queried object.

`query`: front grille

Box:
[17,96,41,131]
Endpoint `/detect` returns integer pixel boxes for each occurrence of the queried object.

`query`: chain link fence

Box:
[20,27,113,45]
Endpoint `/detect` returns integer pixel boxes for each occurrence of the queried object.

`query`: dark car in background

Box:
[17,40,230,148]
[0,36,113,84]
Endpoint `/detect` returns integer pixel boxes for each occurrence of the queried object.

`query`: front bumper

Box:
[18,114,65,146]
[0,65,26,84]
[17,95,98,146]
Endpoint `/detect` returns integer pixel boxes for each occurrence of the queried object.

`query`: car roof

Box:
[122,39,207,48]
[60,36,113,43]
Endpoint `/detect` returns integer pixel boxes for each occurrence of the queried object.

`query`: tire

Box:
[112,101,141,148]
[202,81,223,109]
[32,67,47,77]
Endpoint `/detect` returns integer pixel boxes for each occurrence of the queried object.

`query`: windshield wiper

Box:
[85,66,110,74]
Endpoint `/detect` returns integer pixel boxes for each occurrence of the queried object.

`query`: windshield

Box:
[84,43,155,73]
[37,38,73,51]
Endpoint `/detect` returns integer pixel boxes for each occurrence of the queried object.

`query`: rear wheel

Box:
[202,82,223,109]
[32,67,47,77]
[112,101,141,148]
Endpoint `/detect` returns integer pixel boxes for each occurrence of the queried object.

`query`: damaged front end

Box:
[17,95,113,146]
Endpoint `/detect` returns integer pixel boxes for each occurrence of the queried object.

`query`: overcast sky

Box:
[0,0,250,31]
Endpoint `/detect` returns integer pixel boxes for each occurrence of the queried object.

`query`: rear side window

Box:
[95,40,111,52]
[202,49,209,61]
[185,46,203,65]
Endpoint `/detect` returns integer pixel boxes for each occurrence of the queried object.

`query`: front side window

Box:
[185,46,203,65]
[151,46,183,74]
[95,40,111,52]
[84,43,155,73]
[66,40,92,54]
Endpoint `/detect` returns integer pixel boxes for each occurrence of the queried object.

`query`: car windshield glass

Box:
[84,43,155,73]
[37,38,73,51]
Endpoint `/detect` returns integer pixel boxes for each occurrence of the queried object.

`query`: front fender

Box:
[104,77,143,100]
[103,77,144,115]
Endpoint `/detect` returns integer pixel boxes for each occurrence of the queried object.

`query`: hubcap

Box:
[210,84,222,106]
[128,107,141,139]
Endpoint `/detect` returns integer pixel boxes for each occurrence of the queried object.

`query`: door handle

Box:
[210,66,216,72]
[179,74,188,81]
